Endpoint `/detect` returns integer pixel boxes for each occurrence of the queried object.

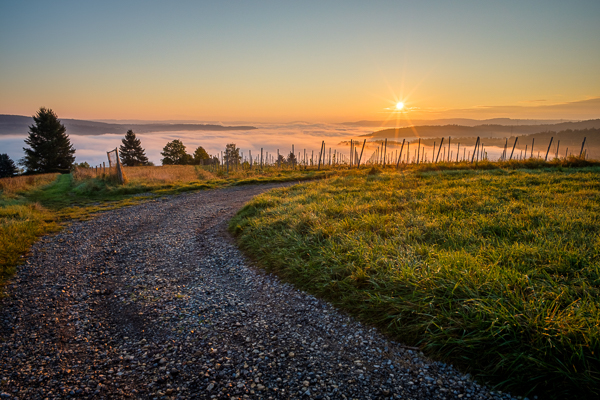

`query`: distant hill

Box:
[0,114,257,136]
[342,118,574,128]
[356,128,600,160]
[363,119,600,139]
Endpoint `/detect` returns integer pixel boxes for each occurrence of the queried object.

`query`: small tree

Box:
[74,161,91,169]
[276,154,286,166]
[21,107,76,173]
[0,154,18,178]
[193,146,210,165]
[119,130,149,166]
[161,139,190,165]
[224,143,241,165]
[287,151,297,165]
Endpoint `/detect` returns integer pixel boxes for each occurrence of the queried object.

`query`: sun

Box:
[396,102,404,110]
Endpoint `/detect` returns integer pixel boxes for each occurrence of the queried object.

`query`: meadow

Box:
[229,163,600,399]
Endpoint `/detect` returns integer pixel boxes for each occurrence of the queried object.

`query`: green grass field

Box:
[229,165,600,399]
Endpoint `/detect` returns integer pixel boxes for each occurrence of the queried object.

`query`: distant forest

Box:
[0,114,257,136]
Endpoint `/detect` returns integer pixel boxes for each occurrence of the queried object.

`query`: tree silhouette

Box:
[193,146,210,165]
[276,154,286,166]
[287,151,297,165]
[0,154,18,178]
[119,130,149,166]
[161,140,190,165]
[224,143,241,165]
[21,107,75,173]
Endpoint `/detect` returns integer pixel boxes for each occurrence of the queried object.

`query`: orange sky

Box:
[1,1,599,122]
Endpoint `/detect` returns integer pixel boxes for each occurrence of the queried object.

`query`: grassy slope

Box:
[229,166,600,399]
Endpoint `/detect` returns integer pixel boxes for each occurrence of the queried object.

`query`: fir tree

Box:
[21,107,76,173]
[0,153,18,178]
[119,130,149,166]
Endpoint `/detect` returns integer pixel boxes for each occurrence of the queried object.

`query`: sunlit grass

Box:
[229,166,600,399]
[0,173,60,195]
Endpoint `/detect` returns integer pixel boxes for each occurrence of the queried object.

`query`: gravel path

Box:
[1,183,519,400]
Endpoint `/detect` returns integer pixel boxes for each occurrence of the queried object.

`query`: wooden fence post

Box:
[579,137,587,158]
[357,139,366,168]
[435,137,444,163]
[318,141,324,170]
[396,139,405,168]
[471,137,480,163]
[545,137,553,161]
[114,148,125,184]
[509,137,517,161]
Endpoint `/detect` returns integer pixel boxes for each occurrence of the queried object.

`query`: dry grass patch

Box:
[0,173,60,195]
[123,165,215,183]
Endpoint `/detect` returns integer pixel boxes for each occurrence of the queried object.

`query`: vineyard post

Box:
[416,139,421,165]
[435,137,444,163]
[447,137,451,162]
[509,137,518,161]
[471,137,480,163]
[545,137,553,161]
[383,138,387,167]
[318,141,324,170]
[531,138,534,158]
[579,137,587,157]
[357,139,366,168]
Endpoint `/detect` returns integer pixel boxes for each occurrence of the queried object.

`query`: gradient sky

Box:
[1,1,599,122]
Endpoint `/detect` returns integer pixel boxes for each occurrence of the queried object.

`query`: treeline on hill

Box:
[0,114,257,136]
[366,119,600,139]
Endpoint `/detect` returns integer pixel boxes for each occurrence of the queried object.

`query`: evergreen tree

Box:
[161,140,190,165]
[119,130,149,166]
[0,153,18,178]
[21,107,76,173]
[193,146,210,165]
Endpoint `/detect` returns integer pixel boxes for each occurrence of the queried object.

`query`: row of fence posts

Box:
[499,136,588,161]
[188,135,592,176]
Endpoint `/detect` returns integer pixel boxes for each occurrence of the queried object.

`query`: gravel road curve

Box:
[1,183,519,400]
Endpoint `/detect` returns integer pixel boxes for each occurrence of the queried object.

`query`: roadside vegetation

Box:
[0,164,333,294]
[230,162,600,399]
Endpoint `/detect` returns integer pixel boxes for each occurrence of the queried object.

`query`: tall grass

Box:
[1,174,61,291]
[0,173,60,195]
[230,166,600,399]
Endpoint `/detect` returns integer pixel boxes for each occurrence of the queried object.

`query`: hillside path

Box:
[1,183,516,400]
